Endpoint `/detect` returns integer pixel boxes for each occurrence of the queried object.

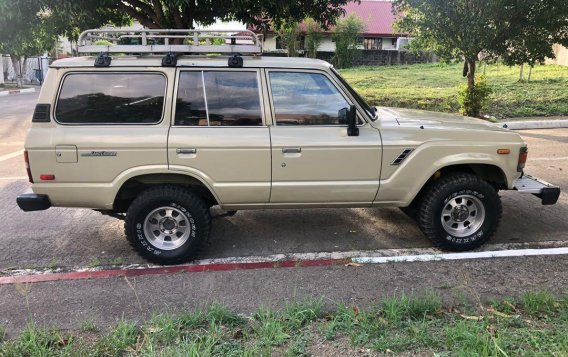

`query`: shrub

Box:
[457,76,493,118]
[332,13,366,68]
[305,18,323,59]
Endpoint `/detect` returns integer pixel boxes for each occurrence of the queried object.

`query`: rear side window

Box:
[175,71,263,126]
[56,73,166,124]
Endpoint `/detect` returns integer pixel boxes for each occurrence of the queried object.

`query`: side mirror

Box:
[347,105,359,136]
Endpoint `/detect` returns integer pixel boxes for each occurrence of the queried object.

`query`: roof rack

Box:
[77,29,262,55]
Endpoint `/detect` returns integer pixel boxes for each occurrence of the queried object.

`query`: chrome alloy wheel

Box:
[440,194,485,237]
[143,206,191,250]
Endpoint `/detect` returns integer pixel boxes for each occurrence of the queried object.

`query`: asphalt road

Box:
[0,93,567,270]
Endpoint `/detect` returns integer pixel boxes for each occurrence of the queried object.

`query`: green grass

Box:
[1,291,567,356]
[340,63,568,118]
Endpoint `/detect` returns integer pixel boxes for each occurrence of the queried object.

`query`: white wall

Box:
[546,44,568,67]
[262,34,409,53]
[263,36,278,51]
[2,56,49,84]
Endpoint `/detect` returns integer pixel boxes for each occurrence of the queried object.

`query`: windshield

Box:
[331,67,377,121]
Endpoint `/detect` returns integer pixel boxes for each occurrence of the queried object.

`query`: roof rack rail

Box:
[77,29,262,55]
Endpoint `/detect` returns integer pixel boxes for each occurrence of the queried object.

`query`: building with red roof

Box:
[259,0,408,53]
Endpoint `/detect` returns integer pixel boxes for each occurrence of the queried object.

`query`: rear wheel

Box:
[124,186,211,264]
[417,173,502,251]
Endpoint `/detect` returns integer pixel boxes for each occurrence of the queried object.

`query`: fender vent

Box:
[391,148,414,165]
[32,104,51,122]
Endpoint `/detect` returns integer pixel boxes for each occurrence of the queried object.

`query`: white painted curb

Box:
[352,247,568,264]
[0,87,36,97]
[501,119,568,130]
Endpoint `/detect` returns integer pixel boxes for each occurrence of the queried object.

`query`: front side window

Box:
[56,73,166,124]
[269,72,350,126]
[175,71,263,126]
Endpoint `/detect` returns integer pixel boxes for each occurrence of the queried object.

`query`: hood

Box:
[376,107,509,133]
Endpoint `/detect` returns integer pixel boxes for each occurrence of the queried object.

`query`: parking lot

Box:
[1,92,567,271]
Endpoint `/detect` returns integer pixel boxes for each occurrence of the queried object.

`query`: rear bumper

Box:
[513,174,560,205]
[16,193,52,212]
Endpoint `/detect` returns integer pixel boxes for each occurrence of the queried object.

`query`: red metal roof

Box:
[249,0,402,36]
[343,1,399,36]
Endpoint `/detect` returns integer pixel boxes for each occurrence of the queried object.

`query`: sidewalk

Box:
[501,116,568,130]
[0,84,40,97]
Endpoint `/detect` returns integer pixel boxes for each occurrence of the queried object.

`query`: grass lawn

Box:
[1,290,567,356]
[340,63,568,119]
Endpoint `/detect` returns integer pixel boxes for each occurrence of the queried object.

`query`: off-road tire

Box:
[124,185,211,264]
[417,173,502,251]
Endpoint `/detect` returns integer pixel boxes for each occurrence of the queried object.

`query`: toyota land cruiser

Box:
[16,29,560,264]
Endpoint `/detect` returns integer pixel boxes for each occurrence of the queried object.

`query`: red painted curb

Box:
[0,258,351,285]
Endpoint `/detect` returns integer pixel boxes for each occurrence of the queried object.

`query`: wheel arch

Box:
[407,163,508,208]
[113,173,220,212]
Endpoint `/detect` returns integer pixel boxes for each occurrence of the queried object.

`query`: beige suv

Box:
[17,29,560,264]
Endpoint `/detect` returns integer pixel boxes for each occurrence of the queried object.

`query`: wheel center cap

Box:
[452,205,470,222]
[161,218,176,231]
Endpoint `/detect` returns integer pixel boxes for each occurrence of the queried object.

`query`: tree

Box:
[497,1,568,81]
[62,0,353,32]
[43,1,129,44]
[0,0,127,86]
[305,18,323,59]
[332,13,366,68]
[276,21,301,57]
[393,0,568,89]
[0,1,55,87]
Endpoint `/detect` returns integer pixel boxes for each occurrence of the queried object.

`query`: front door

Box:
[267,70,382,205]
[168,69,271,205]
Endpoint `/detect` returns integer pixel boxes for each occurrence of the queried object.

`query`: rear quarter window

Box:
[55,72,166,124]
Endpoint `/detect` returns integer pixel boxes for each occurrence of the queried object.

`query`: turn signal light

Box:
[497,149,510,155]
[24,150,33,183]
[39,174,55,181]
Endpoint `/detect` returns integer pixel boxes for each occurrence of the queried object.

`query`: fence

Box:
[2,55,52,85]
[263,49,435,66]
[315,50,435,66]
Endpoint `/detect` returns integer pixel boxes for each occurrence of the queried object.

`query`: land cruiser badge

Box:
[81,151,117,157]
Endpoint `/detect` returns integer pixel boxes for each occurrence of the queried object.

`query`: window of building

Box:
[56,73,166,124]
[269,71,350,126]
[175,71,263,126]
[363,38,382,50]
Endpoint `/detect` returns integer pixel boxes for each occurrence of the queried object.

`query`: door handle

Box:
[176,148,197,154]
[282,147,301,154]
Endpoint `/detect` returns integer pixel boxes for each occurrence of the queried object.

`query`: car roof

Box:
[50,55,333,70]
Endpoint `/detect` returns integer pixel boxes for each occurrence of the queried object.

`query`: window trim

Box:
[173,68,266,128]
[266,69,367,127]
[54,71,168,126]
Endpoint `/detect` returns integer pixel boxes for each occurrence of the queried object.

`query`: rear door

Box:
[168,69,271,205]
[267,70,382,205]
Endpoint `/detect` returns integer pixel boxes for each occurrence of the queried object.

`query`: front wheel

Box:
[417,173,502,251]
[124,186,211,264]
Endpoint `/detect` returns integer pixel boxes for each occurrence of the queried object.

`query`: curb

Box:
[501,119,568,130]
[0,87,36,97]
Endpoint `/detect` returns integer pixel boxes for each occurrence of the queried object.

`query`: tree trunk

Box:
[10,55,23,88]
[466,59,476,89]
[519,64,524,81]
[528,66,533,82]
